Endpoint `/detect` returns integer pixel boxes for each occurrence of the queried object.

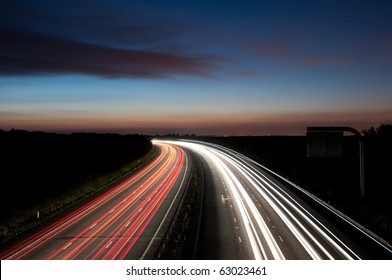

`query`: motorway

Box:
[0,142,188,260]
[162,140,392,260]
[1,140,391,260]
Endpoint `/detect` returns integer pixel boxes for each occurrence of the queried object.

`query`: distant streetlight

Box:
[306,126,365,200]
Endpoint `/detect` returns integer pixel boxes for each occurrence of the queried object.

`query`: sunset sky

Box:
[1,0,391,135]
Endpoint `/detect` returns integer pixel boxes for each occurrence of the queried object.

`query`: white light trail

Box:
[165,140,362,260]
[165,140,284,260]
[212,148,357,259]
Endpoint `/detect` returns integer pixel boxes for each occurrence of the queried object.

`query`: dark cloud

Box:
[0,0,189,49]
[0,1,224,78]
[0,30,222,78]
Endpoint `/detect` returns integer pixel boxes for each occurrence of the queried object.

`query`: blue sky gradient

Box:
[1,0,391,135]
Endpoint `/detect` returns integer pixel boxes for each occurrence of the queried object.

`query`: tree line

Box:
[0,130,152,224]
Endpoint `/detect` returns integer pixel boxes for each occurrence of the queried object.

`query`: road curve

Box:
[0,142,188,260]
[162,140,392,260]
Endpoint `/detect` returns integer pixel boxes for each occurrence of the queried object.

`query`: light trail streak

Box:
[166,140,365,260]
[165,141,284,259]
[1,147,169,259]
[211,149,325,259]
[245,156,392,256]
[210,148,356,259]
[140,142,190,260]
[0,142,187,260]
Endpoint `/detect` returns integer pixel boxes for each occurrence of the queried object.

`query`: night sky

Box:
[1,0,391,135]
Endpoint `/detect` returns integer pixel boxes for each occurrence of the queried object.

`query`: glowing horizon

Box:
[1,1,391,135]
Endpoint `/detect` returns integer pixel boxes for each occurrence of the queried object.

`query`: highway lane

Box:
[191,145,249,259]
[164,140,392,260]
[0,142,188,260]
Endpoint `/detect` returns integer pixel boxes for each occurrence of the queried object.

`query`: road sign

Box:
[307,131,343,157]
[306,127,365,200]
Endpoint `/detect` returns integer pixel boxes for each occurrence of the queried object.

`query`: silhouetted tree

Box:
[363,123,392,136]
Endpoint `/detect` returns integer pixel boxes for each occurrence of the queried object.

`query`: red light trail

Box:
[0,143,186,260]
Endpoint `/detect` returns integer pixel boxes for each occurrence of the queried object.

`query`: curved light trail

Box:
[163,140,392,260]
[1,140,391,260]
[0,142,187,260]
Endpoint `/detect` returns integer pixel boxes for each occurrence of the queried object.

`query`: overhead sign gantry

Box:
[306,126,365,200]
